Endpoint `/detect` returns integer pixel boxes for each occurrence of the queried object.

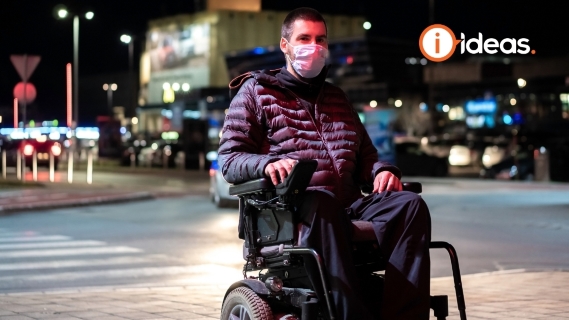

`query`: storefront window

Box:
[560,93,569,119]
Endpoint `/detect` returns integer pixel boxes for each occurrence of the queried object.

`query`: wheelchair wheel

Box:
[221,286,273,320]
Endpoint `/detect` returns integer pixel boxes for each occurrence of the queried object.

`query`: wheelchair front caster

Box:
[221,286,273,320]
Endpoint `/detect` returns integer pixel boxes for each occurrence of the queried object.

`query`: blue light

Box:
[120,127,127,134]
[253,47,265,55]
[503,114,513,125]
[465,99,497,114]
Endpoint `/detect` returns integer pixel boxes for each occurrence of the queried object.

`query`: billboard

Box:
[146,23,211,104]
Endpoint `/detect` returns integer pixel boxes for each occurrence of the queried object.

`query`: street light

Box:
[120,34,135,118]
[55,5,94,129]
[103,83,118,116]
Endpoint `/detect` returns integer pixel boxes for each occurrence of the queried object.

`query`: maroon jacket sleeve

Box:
[218,79,282,184]
[352,109,402,184]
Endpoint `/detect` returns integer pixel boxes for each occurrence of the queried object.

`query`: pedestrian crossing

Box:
[0,227,242,291]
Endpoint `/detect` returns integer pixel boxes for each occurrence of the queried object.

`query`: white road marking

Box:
[0,255,167,271]
[0,240,106,250]
[0,264,241,282]
[0,235,71,243]
[0,246,142,258]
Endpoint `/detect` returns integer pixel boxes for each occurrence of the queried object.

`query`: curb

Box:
[0,192,154,215]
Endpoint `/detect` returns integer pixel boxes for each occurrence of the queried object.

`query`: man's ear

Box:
[280,38,288,54]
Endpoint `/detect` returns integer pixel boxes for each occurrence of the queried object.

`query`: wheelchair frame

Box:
[222,160,467,320]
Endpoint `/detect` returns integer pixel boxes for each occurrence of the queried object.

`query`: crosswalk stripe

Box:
[0,264,240,282]
[0,235,71,243]
[0,246,142,258]
[0,240,106,250]
[0,232,40,237]
[0,255,167,271]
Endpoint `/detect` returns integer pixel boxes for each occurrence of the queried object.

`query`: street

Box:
[1,171,569,319]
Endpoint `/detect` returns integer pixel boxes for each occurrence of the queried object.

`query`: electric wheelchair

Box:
[221,160,467,320]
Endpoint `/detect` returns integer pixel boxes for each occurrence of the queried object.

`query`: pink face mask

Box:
[284,39,328,78]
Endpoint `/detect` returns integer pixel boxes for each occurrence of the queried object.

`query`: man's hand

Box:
[265,159,298,185]
[373,171,403,193]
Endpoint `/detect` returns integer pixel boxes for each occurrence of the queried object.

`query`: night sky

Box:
[1,0,567,125]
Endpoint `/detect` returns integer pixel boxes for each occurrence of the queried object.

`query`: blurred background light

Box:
[120,34,132,44]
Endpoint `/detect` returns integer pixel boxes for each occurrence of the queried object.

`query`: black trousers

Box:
[297,190,431,320]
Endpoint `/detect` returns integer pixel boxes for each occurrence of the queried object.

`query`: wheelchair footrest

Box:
[431,295,449,319]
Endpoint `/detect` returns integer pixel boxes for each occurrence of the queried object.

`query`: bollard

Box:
[163,153,168,169]
[2,150,6,179]
[49,153,55,182]
[130,152,136,168]
[16,152,21,180]
[199,151,205,171]
[87,150,93,184]
[32,151,38,182]
[68,150,73,183]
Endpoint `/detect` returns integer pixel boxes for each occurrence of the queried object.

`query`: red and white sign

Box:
[10,55,41,82]
[13,82,37,104]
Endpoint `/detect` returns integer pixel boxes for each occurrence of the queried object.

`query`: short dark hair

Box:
[281,7,327,41]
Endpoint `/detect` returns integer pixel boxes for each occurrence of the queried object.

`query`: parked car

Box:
[1,137,62,170]
[395,142,448,177]
[480,150,534,181]
[209,153,238,208]
[482,143,509,168]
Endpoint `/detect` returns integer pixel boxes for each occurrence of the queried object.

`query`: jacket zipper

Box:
[282,85,343,181]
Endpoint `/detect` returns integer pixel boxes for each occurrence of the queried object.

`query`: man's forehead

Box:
[290,19,327,37]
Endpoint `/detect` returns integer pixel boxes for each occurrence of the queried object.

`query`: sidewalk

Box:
[0,167,211,215]
[0,270,568,319]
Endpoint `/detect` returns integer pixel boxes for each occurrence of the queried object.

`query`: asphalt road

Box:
[0,174,568,294]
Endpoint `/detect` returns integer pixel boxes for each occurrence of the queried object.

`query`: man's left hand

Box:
[373,171,403,193]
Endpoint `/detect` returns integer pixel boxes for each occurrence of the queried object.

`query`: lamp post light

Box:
[103,83,118,116]
[55,5,94,129]
[120,34,135,119]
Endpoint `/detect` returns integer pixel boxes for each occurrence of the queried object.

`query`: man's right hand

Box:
[264,159,298,185]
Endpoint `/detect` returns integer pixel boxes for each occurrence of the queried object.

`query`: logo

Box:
[419,24,535,62]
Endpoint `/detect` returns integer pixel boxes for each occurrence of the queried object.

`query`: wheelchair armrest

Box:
[229,178,275,196]
[360,182,422,194]
[403,182,422,194]
[228,160,318,197]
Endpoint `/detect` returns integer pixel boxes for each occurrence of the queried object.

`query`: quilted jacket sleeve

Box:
[352,109,402,184]
[218,79,282,184]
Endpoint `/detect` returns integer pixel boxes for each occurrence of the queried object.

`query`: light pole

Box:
[55,5,94,129]
[120,34,135,119]
[103,83,118,116]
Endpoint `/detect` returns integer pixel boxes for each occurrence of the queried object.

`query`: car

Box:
[150,141,184,168]
[209,153,238,208]
[1,137,62,170]
[480,150,534,181]
[395,142,448,177]
[482,143,509,168]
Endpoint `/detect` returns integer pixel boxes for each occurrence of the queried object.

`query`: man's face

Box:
[280,19,328,59]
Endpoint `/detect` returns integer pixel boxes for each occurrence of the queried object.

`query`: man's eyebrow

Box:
[295,33,327,38]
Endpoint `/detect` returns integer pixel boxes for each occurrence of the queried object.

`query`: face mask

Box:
[284,39,328,79]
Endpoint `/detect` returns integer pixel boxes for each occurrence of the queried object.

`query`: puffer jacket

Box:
[218,69,401,207]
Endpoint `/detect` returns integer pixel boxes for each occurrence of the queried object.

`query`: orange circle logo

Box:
[419,24,462,62]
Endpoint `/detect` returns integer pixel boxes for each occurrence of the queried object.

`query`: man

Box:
[218,7,431,320]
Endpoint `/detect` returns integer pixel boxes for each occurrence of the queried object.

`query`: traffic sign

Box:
[10,55,41,82]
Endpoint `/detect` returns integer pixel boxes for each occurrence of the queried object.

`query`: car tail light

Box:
[51,144,62,156]
[209,168,216,177]
[23,144,34,156]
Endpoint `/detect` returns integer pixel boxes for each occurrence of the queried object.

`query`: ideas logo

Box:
[419,24,535,62]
